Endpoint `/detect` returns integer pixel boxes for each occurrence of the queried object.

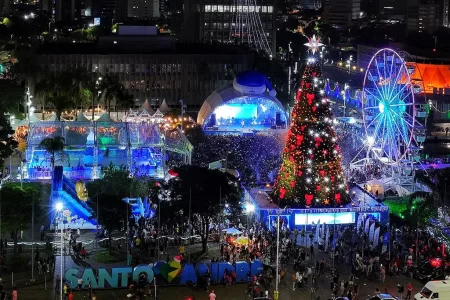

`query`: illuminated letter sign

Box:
[65,260,262,288]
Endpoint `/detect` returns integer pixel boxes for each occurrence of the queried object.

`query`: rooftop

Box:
[36,40,252,56]
[248,188,279,209]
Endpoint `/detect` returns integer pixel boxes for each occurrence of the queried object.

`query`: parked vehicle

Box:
[365,294,397,300]
[414,280,450,299]
[415,261,445,281]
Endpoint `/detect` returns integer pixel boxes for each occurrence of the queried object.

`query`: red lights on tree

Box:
[273,55,349,207]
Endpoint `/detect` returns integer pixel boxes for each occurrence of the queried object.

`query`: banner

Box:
[356,214,363,231]
[373,227,380,248]
[325,226,330,252]
[369,223,376,242]
[331,230,339,250]
[364,218,370,234]
[314,220,320,243]
[382,232,389,253]
[321,222,326,239]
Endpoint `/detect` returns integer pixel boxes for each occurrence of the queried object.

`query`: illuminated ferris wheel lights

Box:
[379,102,385,113]
[367,136,375,146]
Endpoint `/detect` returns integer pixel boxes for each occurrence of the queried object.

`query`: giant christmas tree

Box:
[274,45,349,208]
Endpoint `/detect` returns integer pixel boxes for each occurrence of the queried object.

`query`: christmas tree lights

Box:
[274,54,349,208]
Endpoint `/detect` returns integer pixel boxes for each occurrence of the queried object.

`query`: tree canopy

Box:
[86,164,153,252]
[162,165,243,252]
[0,182,47,254]
[0,114,17,167]
[39,136,65,167]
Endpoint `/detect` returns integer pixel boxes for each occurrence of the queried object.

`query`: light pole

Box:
[245,203,255,232]
[31,192,35,282]
[179,99,185,131]
[126,201,130,265]
[92,77,102,120]
[55,202,63,300]
[275,209,281,300]
[157,196,161,259]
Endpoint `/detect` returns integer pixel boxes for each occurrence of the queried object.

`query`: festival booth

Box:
[22,111,193,229]
[25,112,193,181]
[245,187,389,231]
[123,100,166,124]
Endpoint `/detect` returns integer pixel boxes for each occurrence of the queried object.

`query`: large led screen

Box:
[214,104,257,120]
[294,212,356,225]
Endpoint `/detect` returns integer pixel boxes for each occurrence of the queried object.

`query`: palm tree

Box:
[97,75,131,116]
[47,95,75,120]
[114,88,134,120]
[35,70,96,120]
[39,136,65,168]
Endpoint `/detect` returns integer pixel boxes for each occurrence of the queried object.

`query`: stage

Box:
[244,186,389,231]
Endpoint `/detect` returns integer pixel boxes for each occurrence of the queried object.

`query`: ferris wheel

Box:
[361,48,417,165]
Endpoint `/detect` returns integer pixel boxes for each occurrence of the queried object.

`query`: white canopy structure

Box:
[139,100,155,115]
[158,100,170,114]
[97,112,114,122]
[76,111,90,122]
[124,106,165,124]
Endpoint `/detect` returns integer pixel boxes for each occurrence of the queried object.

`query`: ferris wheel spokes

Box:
[362,48,416,165]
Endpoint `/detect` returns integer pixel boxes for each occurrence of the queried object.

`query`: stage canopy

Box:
[197,70,288,133]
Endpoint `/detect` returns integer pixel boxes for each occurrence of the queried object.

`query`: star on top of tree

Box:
[304,35,324,54]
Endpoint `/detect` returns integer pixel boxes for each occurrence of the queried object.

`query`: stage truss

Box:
[350,48,427,195]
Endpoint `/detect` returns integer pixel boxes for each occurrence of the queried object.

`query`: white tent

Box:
[46,113,59,121]
[76,111,90,122]
[139,100,155,115]
[158,100,170,114]
[15,114,41,128]
[97,112,114,122]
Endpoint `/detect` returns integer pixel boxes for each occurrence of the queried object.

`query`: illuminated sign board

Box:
[294,212,356,225]
[65,260,263,288]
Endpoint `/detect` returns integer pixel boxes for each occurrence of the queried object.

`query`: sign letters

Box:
[65,260,263,289]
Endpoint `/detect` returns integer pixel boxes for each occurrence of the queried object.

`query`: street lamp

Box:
[245,203,255,232]
[55,202,63,300]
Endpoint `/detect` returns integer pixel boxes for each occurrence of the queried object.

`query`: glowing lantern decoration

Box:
[168,169,179,177]
[335,193,341,204]
[75,180,88,201]
[430,258,442,267]
[306,93,315,105]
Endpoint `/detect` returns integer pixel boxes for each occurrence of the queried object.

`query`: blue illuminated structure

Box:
[197,70,288,135]
[25,114,193,229]
[243,187,389,230]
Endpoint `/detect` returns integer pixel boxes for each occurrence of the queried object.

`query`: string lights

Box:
[273,53,349,208]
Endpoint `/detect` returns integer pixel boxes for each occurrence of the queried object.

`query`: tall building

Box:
[406,0,448,33]
[42,0,94,22]
[31,34,254,108]
[191,0,277,55]
[378,0,406,19]
[323,0,361,28]
[302,0,321,10]
[128,0,160,19]
[1,0,9,15]
[92,0,128,23]
[161,0,184,34]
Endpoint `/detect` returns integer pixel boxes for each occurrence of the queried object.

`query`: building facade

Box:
[196,0,277,55]
[31,42,254,109]
[406,0,449,33]
[323,0,361,28]
[128,0,160,19]
[302,0,321,10]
